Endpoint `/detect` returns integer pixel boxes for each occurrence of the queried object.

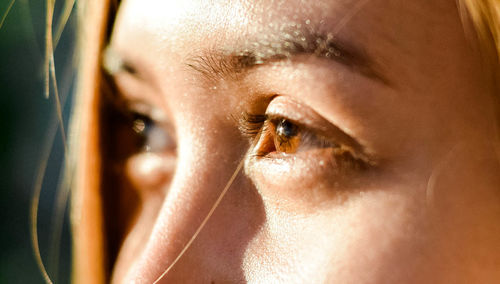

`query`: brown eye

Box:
[131,113,176,153]
[240,110,371,168]
[273,119,301,153]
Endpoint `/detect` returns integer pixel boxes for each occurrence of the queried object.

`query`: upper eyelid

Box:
[108,86,170,125]
[103,57,166,117]
[127,101,167,123]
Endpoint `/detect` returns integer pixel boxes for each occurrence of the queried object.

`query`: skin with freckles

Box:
[103,0,500,283]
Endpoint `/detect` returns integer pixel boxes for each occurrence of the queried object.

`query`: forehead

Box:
[110,0,471,91]
[111,0,457,53]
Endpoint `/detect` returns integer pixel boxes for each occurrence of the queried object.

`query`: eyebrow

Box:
[186,27,388,85]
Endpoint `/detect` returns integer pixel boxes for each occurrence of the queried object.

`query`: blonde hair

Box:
[39,0,499,283]
[462,0,500,65]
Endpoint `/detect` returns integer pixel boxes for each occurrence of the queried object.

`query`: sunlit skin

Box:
[106,0,500,283]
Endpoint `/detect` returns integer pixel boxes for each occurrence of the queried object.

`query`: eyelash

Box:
[239,111,370,171]
[238,112,267,138]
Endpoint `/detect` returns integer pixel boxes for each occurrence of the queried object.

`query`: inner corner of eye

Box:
[253,122,277,156]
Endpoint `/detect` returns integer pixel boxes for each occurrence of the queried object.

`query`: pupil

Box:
[277,119,297,138]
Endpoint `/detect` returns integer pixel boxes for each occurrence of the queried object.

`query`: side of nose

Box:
[123,130,265,283]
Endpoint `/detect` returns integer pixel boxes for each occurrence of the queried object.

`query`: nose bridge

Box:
[125,131,250,283]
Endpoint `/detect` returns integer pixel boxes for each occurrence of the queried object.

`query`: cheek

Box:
[241,189,432,283]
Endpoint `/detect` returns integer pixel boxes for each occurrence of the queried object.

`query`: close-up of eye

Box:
[100,69,177,159]
[239,114,306,155]
[239,96,372,176]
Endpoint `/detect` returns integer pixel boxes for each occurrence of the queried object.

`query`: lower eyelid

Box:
[256,143,368,172]
[245,147,369,205]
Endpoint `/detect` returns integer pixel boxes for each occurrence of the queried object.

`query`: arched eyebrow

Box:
[185,28,389,85]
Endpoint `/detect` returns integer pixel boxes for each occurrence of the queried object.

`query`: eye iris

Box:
[276,119,297,137]
[274,119,300,153]
[131,116,175,152]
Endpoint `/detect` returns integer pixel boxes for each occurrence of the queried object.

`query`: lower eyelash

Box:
[329,146,370,172]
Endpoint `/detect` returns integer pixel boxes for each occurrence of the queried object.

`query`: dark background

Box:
[1,0,75,283]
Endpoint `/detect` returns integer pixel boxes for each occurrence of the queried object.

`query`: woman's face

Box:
[105,0,500,282]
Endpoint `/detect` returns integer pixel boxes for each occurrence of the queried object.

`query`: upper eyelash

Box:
[238,111,267,138]
[238,111,326,145]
